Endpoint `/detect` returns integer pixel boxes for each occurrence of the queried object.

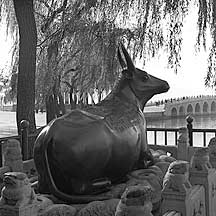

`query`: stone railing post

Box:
[177,127,189,161]
[0,172,38,216]
[115,185,153,216]
[2,139,23,172]
[186,115,193,146]
[208,137,216,168]
[189,148,216,216]
[162,161,206,216]
[20,120,29,161]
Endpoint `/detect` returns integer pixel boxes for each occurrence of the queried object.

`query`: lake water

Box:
[0,111,46,137]
[146,115,216,147]
[0,111,215,147]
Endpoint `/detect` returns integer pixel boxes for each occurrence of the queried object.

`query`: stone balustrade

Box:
[0,131,215,215]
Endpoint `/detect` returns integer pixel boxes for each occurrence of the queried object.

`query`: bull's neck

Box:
[117,85,142,110]
[122,81,153,111]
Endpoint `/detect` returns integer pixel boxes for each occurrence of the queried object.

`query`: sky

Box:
[0,21,13,78]
[0,4,215,102]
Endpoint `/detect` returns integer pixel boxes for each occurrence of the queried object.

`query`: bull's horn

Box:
[120,42,136,71]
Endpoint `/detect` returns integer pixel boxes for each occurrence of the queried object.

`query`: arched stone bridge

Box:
[164,95,216,117]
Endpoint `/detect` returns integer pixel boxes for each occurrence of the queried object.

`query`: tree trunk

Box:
[13,0,37,134]
[58,93,66,115]
[90,93,96,105]
[98,90,102,103]
[70,90,76,109]
[45,95,56,124]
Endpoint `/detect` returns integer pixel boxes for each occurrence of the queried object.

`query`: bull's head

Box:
[118,43,169,110]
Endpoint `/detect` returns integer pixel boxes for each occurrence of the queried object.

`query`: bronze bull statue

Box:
[33,43,169,203]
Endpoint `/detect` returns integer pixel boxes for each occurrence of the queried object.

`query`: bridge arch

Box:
[164,96,216,116]
[171,107,177,116]
[187,104,193,114]
[203,102,208,113]
[179,106,185,116]
[195,103,201,114]
[211,101,216,113]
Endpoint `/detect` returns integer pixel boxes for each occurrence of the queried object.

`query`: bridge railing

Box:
[147,127,179,145]
[186,115,216,147]
[147,115,216,147]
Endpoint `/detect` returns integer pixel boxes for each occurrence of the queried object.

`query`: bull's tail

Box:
[35,128,112,203]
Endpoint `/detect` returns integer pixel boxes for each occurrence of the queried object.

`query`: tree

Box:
[1,0,216,129]
[34,0,191,122]
[13,0,37,133]
[35,0,216,99]
[0,0,37,133]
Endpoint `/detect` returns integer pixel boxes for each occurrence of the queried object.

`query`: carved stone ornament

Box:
[2,139,23,172]
[208,137,216,158]
[190,148,212,171]
[0,172,35,207]
[115,185,153,216]
[163,160,192,193]
[177,127,188,143]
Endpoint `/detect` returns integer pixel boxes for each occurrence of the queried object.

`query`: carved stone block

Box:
[0,203,37,216]
[115,185,153,216]
[163,160,191,193]
[190,148,216,216]
[162,160,206,216]
[2,139,23,172]
[0,172,37,216]
[34,195,53,215]
[162,185,205,216]
[208,137,216,168]
[76,200,116,216]
[177,127,189,161]
[40,204,76,216]
[190,148,212,172]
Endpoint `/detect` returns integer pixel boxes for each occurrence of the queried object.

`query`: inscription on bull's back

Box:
[83,96,143,132]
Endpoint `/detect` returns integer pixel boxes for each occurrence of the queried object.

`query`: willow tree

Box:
[14,0,37,133]
[0,0,37,133]
[35,0,190,122]
[1,0,216,127]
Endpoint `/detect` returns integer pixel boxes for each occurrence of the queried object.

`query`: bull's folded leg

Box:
[111,175,129,185]
[38,174,51,194]
[70,177,112,195]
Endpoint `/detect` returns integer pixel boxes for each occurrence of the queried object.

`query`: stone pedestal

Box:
[115,185,153,216]
[208,137,216,168]
[162,160,205,216]
[162,185,205,216]
[190,155,216,216]
[2,139,23,172]
[0,172,38,216]
[177,127,189,161]
[0,203,38,216]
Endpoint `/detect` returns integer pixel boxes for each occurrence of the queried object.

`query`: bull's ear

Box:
[118,44,133,79]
